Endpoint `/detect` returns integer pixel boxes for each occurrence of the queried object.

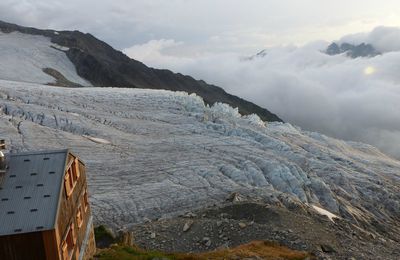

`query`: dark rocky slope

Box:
[0,20,282,122]
[132,201,400,260]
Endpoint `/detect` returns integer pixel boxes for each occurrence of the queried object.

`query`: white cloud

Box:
[3,0,400,51]
[124,27,400,159]
[340,26,400,52]
[123,39,190,67]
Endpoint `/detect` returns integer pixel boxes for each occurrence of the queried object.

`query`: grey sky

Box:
[2,0,400,53]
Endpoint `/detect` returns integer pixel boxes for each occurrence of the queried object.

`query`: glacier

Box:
[0,79,399,234]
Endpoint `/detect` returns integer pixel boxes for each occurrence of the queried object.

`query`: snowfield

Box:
[0,32,91,86]
[0,79,399,231]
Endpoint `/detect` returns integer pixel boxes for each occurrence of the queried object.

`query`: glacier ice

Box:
[0,79,399,231]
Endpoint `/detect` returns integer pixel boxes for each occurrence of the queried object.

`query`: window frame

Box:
[83,188,89,212]
[64,171,73,197]
[72,158,80,181]
[76,204,83,228]
[64,158,80,198]
[61,223,76,260]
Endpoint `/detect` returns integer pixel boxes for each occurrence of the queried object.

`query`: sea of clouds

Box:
[124,27,400,159]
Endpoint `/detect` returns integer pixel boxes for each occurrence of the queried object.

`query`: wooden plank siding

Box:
[42,230,59,259]
[54,153,94,260]
[0,232,46,260]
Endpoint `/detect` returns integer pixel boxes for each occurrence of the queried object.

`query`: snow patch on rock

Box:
[311,205,340,222]
[83,135,112,145]
[0,32,91,86]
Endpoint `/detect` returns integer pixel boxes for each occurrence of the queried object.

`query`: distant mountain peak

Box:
[325,42,381,58]
[242,49,267,61]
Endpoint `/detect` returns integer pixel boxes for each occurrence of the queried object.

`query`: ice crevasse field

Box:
[0,79,399,232]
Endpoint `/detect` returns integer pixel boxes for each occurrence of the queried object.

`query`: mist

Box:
[124,27,400,159]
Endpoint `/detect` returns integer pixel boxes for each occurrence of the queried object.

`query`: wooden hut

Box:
[0,149,96,260]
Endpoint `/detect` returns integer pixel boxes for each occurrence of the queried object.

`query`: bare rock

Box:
[183,220,194,232]
[320,244,336,253]
[203,237,212,247]
[239,222,247,229]
[227,192,245,202]
[119,230,135,246]
[183,212,197,218]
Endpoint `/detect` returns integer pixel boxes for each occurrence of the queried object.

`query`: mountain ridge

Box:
[325,42,381,58]
[0,20,282,122]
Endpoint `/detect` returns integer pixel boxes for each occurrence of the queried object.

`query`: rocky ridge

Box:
[132,201,399,259]
[325,42,381,58]
[0,20,282,122]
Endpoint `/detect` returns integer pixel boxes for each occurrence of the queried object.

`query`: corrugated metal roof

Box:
[0,149,68,236]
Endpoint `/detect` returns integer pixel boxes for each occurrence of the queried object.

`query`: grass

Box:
[95,244,176,260]
[95,241,312,260]
[185,241,311,260]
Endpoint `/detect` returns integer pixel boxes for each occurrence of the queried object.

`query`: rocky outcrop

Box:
[132,202,400,259]
[42,68,83,88]
[326,42,381,58]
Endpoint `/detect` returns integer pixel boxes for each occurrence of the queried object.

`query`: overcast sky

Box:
[2,0,400,54]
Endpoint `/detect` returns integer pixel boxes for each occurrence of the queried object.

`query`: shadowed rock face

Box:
[326,42,381,58]
[42,68,83,88]
[0,20,282,122]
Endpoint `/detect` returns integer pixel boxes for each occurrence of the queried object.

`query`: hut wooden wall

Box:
[0,152,95,260]
[0,231,46,260]
[42,230,58,260]
[54,154,94,260]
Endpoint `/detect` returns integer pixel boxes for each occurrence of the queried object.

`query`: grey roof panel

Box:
[0,149,68,236]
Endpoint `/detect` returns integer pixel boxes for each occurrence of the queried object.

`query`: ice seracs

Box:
[0,79,399,234]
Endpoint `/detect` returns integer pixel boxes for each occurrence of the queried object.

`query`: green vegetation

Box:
[95,245,176,260]
[94,225,117,248]
[95,241,312,260]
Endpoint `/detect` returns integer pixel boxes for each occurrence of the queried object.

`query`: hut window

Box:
[73,158,80,179]
[64,171,74,197]
[77,205,84,228]
[64,159,80,198]
[61,224,76,260]
[83,188,89,212]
